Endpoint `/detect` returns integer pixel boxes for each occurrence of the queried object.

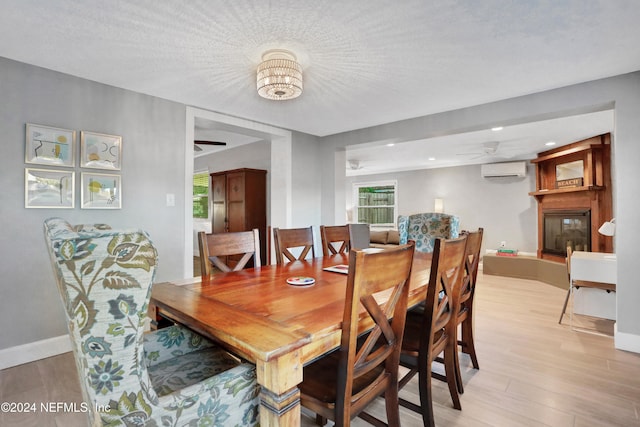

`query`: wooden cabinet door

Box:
[226,171,246,233]
[211,174,226,233]
[209,168,266,266]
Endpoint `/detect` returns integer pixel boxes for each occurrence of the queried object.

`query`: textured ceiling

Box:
[0,1,638,171]
[2,0,639,137]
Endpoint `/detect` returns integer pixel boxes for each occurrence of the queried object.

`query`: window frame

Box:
[193,171,210,220]
[352,180,398,229]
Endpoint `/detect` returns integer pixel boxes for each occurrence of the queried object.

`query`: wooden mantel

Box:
[529,134,613,262]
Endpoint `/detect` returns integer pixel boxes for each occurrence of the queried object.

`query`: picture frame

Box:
[25,123,76,167]
[80,131,122,170]
[81,173,122,209]
[25,168,75,208]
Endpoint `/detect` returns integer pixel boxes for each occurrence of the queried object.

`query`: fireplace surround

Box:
[530,134,613,262]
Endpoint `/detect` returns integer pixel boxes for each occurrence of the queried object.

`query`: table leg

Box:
[147,302,173,330]
[256,351,304,426]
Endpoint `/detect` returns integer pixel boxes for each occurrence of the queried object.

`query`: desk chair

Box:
[273,226,315,264]
[320,225,350,256]
[198,229,261,276]
[559,246,616,326]
[299,242,415,427]
[399,236,468,427]
[44,217,259,426]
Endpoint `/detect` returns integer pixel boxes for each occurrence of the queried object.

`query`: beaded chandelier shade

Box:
[256,49,303,100]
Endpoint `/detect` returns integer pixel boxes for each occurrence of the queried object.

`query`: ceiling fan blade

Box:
[194,144,203,152]
[194,140,227,146]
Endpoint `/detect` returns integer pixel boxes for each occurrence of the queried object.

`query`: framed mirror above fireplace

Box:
[555,160,584,188]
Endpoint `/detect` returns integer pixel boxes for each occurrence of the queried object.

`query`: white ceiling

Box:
[345,109,614,176]
[1,1,637,172]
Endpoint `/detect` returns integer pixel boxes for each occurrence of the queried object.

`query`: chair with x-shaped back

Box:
[299,242,415,426]
[320,225,350,256]
[399,235,468,427]
[273,226,315,265]
[198,229,261,276]
[452,227,483,393]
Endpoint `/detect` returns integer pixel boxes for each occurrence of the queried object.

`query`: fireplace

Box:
[530,134,613,261]
[543,209,590,256]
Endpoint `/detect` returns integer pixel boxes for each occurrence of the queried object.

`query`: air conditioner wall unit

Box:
[481,161,527,178]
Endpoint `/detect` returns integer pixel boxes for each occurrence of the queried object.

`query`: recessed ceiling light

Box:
[428,157,436,161]
[386,143,395,147]
[545,141,556,146]
[491,126,503,132]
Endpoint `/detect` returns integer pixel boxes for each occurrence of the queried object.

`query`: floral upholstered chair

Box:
[398,212,461,253]
[44,217,259,427]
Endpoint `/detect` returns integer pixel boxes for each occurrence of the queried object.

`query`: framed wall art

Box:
[25,123,76,167]
[25,168,75,208]
[80,131,122,170]
[81,173,122,209]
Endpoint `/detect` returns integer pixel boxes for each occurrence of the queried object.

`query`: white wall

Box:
[194,140,271,173]
[346,163,537,255]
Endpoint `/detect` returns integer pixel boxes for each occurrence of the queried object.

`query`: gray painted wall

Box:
[290,131,322,229]
[346,163,538,255]
[1,57,188,349]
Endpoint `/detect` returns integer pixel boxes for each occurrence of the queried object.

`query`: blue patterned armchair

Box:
[397,212,461,253]
[44,217,259,427]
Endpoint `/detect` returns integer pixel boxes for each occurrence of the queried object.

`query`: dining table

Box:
[149,250,432,427]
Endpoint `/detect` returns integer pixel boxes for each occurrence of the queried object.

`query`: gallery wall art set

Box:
[24,123,122,209]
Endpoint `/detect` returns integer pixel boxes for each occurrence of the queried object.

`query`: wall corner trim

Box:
[0,335,72,370]
[615,325,640,354]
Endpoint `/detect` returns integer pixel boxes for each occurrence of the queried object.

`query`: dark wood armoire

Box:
[210,168,267,266]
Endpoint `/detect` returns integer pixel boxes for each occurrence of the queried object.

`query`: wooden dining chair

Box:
[197,229,261,276]
[273,226,315,264]
[398,236,468,427]
[299,242,415,427]
[558,246,616,324]
[320,225,350,256]
[453,227,484,393]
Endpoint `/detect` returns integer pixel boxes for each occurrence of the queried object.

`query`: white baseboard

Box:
[0,335,72,370]
[615,325,640,354]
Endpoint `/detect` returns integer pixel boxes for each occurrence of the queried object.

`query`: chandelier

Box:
[256,49,303,100]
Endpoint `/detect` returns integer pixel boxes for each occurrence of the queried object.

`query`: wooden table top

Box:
[150,251,432,365]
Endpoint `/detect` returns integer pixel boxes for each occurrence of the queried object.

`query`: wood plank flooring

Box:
[2,271,639,426]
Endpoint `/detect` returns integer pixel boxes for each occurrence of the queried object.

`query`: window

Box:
[353,181,397,227]
[193,172,209,219]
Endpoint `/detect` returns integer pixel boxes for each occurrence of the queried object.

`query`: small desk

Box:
[571,251,616,320]
[150,252,431,427]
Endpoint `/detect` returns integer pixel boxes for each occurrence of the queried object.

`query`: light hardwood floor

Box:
[2,272,639,426]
